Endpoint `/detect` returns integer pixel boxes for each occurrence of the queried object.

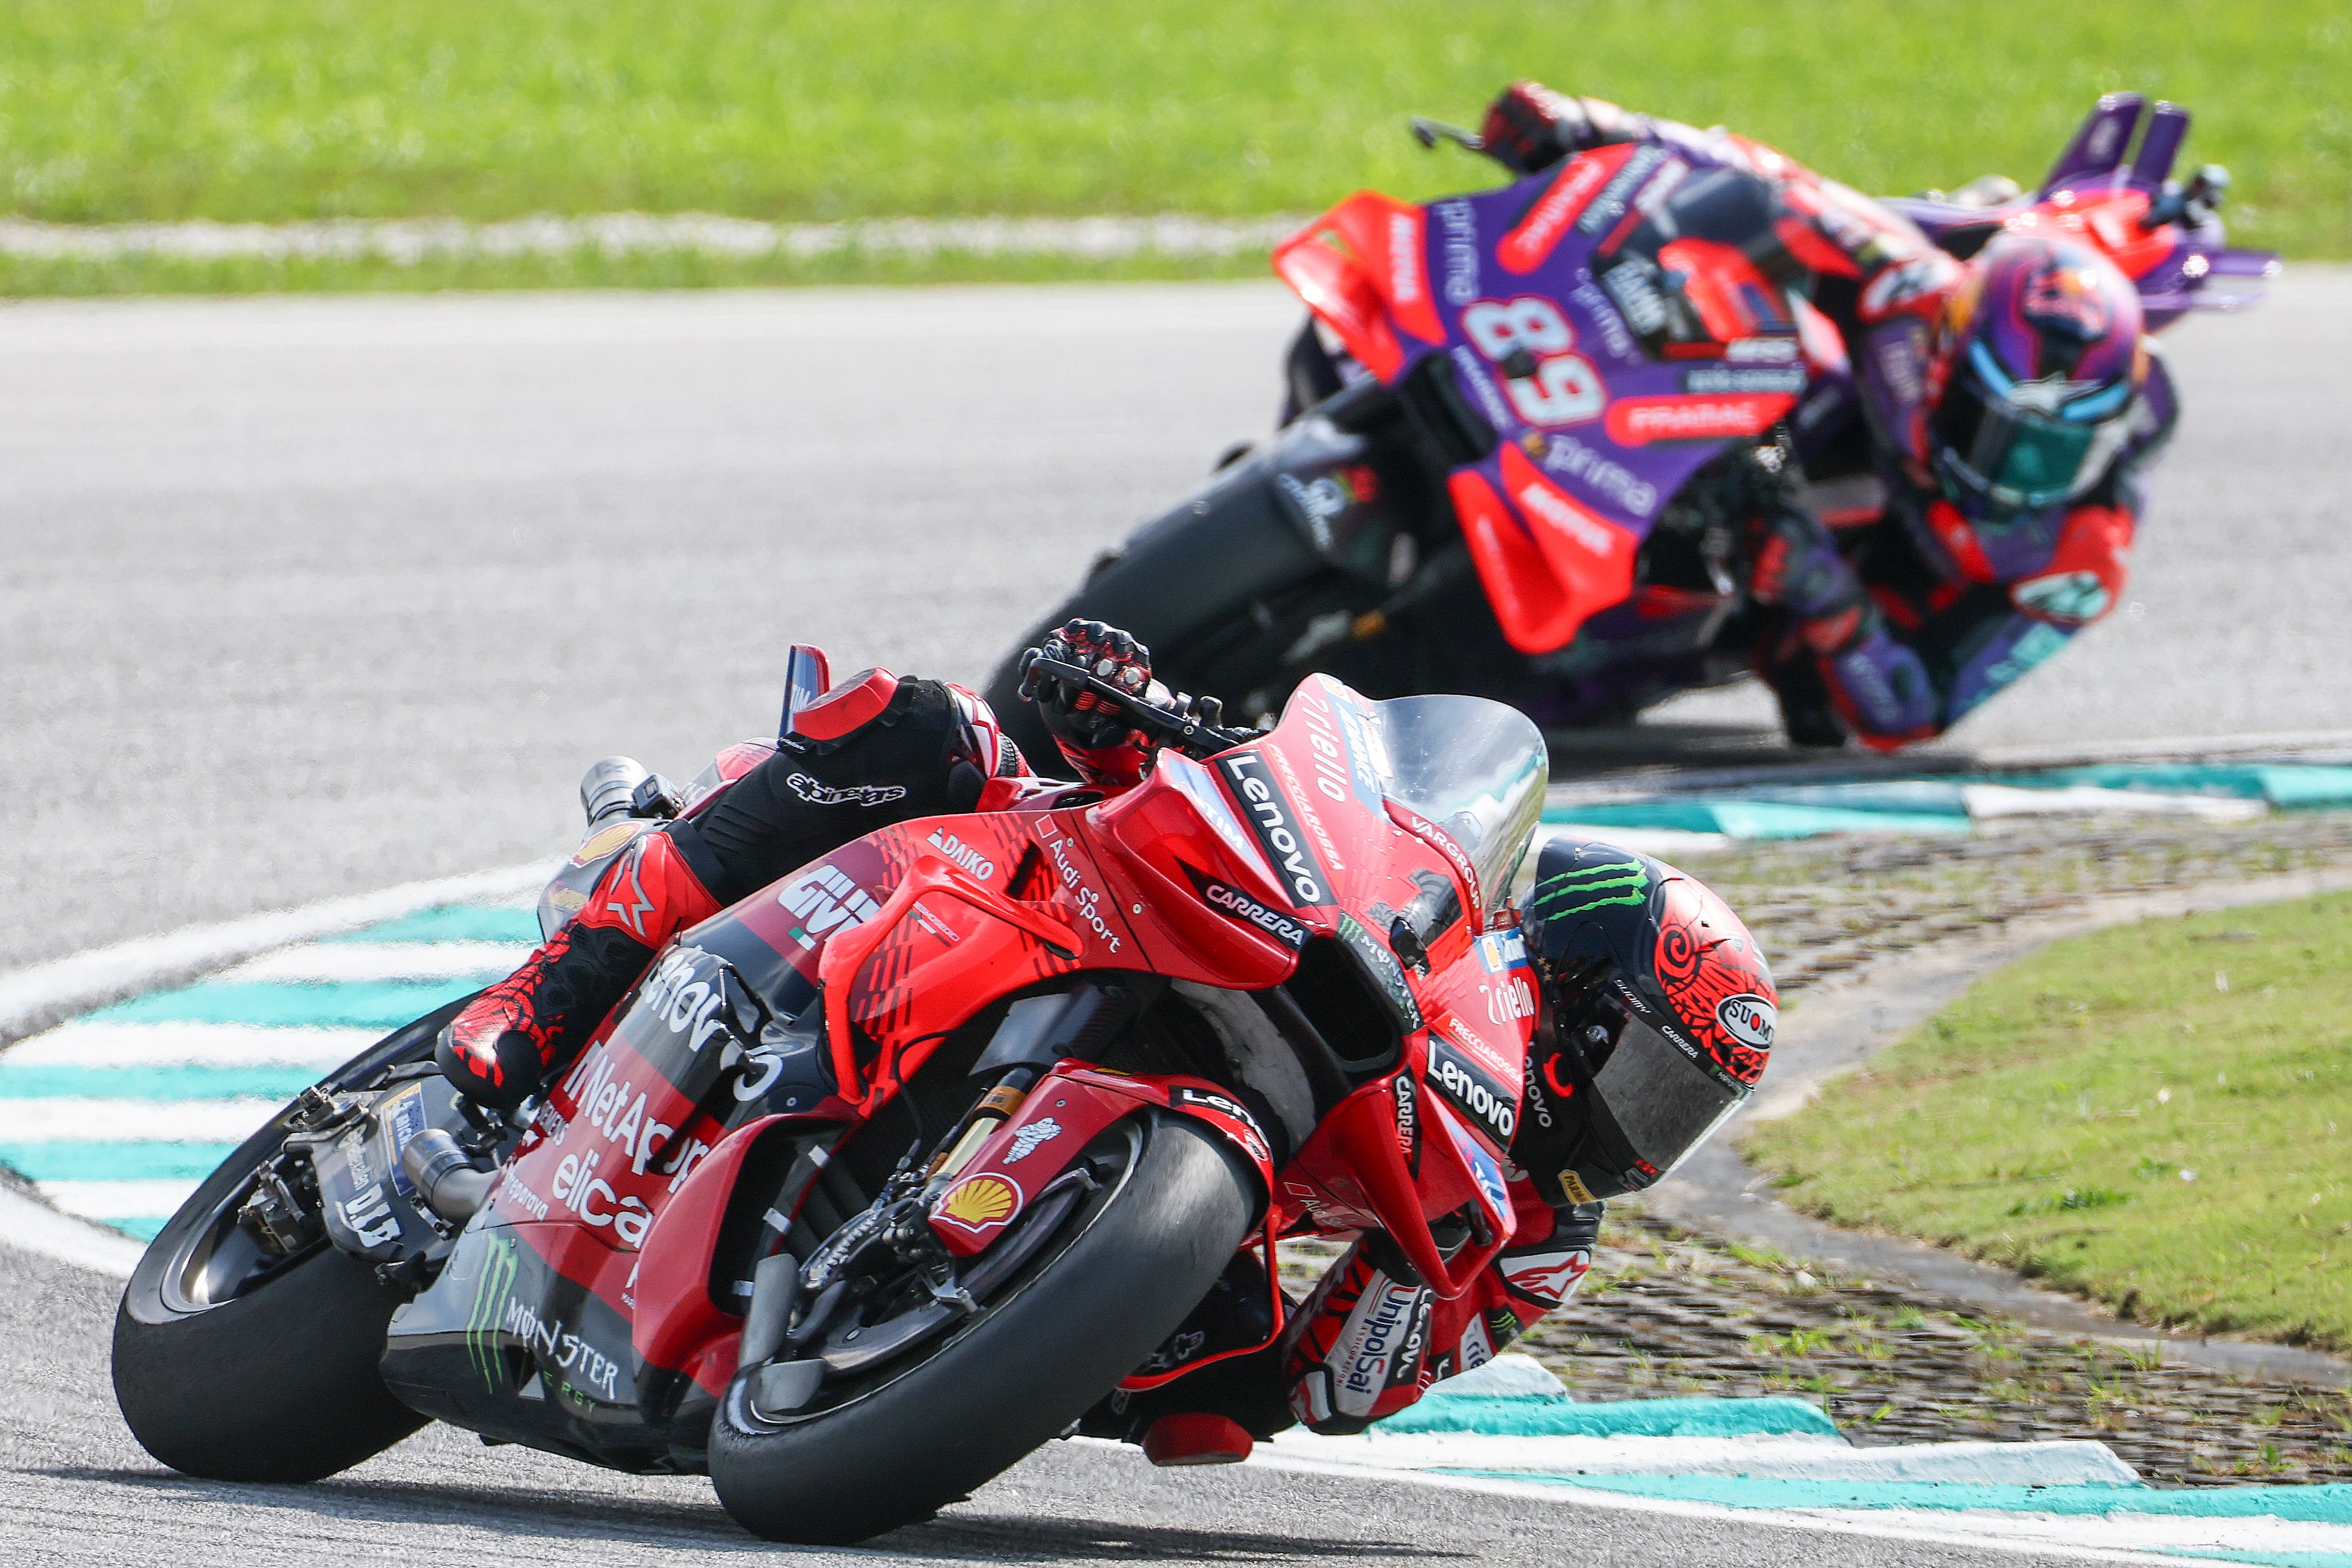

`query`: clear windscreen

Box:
[1360,693,1549,903]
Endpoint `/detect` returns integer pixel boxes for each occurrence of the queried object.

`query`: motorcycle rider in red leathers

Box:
[1476,84,2171,750]
[436,619,1731,1458]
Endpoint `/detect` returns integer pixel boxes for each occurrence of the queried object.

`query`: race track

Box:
[3,274,2348,1562]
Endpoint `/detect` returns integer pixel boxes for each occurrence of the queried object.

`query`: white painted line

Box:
[0,211,1307,264]
[1265,1429,2141,1486]
[0,861,554,1047]
[2,1023,383,1069]
[0,1184,145,1279]
[0,1097,284,1142]
[1235,1449,2238,1567]
[217,941,529,984]
[1962,783,2269,823]
[39,1179,200,1222]
[1802,1505,2352,1563]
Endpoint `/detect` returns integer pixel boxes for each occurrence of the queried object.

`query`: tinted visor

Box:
[1586,1009,1746,1182]
[1932,342,2132,509]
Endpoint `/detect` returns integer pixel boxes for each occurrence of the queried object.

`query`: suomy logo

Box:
[1715,993,1777,1049]
[1216,751,1333,908]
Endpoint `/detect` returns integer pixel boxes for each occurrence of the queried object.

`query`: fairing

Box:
[1274,161,1803,655]
[381,677,1555,1469]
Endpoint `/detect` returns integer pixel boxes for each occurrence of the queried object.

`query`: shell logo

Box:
[934,1174,1023,1235]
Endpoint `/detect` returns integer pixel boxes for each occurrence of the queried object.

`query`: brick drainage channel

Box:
[1286,812,2352,1488]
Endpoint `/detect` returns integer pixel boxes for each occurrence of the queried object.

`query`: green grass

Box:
[3,1,2347,261]
[1749,892,2352,1351]
[0,246,1270,298]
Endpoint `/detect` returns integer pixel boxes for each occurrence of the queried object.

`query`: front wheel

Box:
[709,1113,1258,1544]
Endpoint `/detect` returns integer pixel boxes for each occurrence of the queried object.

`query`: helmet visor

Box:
[1587,1011,1747,1182]
[1935,342,2134,509]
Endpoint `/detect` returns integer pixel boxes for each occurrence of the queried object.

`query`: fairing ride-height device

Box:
[981,94,2274,761]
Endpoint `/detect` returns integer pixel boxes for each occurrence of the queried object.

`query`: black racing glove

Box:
[1478,82,1620,175]
[1018,618,1154,752]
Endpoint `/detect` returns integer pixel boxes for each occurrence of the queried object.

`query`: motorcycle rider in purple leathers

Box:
[1479,84,2174,749]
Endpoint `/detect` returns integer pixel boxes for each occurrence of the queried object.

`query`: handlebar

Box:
[1023,654,1258,760]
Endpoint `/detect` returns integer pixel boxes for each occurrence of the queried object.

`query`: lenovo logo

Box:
[1216,751,1333,908]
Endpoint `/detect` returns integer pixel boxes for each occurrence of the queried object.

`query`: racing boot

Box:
[437,829,720,1110]
[1282,1203,1604,1434]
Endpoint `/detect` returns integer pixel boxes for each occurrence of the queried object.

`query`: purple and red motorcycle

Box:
[983,94,2274,761]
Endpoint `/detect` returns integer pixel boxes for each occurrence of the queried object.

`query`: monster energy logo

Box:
[464,1233,521,1393]
[1530,856,1650,917]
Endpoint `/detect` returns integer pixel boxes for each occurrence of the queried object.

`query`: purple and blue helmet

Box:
[1928,233,2147,511]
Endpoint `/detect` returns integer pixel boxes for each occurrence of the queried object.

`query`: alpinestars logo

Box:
[785,772,907,808]
[1216,751,1333,908]
[1184,866,1308,949]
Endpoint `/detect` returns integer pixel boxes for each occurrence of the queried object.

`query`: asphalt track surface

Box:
[1,273,2345,1563]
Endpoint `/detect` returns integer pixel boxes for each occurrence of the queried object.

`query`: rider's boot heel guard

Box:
[1142,1413,1254,1467]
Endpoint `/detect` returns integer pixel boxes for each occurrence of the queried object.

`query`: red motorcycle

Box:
[114,665,1567,1541]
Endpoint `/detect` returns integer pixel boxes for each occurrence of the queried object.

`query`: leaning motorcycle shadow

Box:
[51,1465,1448,1560]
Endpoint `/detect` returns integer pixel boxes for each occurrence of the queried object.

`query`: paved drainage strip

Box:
[1539,762,2352,853]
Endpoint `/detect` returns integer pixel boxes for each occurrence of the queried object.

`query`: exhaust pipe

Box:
[400,1129,496,1223]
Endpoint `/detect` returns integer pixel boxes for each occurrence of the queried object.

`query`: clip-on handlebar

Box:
[1023,654,1257,761]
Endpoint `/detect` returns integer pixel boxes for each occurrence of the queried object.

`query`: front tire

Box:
[709,1113,1258,1544]
[110,995,473,1482]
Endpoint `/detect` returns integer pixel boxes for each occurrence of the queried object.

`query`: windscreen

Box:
[1362,694,1548,904]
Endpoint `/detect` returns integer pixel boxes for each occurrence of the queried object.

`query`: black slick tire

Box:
[110,998,473,1482]
[708,1113,1258,1544]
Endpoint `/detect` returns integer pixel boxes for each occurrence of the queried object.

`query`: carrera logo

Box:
[1716,993,1777,1049]
[1428,1033,1518,1146]
[1185,866,1309,949]
[1217,751,1334,908]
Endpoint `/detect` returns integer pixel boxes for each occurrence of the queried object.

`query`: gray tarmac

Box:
[2,274,2345,1561]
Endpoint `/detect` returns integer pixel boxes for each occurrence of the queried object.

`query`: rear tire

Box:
[110,996,474,1482]
[709,1113,1258,1544]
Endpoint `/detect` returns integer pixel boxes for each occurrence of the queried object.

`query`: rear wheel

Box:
[708,1113,1258,1544]
[110,995,474,1482]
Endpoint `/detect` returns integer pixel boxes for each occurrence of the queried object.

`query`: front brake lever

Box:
[1025,654,1253,757]
[1411,116,1487,155]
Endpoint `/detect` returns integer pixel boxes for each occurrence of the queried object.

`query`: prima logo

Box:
[1217,751,1333,907]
